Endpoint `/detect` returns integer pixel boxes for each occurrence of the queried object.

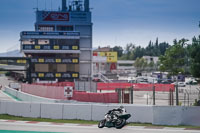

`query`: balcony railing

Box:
[22,44,79,51]
[21,31,80,36]
[31,72,79,79]
[31,58,79,64]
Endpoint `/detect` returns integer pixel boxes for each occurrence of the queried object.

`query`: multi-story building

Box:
[20,0,92,82]
[93,47,118,74]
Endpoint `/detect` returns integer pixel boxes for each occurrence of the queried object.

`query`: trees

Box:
[159,39,187,76]
[189,36,200,78]
[112,46,123,58]
[119,39,170,60]
[120,43,135,60]
[134,57,148,74]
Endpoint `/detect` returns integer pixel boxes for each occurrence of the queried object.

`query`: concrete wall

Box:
[4,86,58,103]
[2,86,200,126]
[153,106,200,126]
[0,100,200,126]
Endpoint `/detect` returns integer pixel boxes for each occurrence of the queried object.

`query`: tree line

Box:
[112,38,170,60]
[110,26,200,78]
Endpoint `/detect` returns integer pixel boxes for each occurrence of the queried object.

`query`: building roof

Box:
[93,47,111,52]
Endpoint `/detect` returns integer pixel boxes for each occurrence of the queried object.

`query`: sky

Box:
[0,0,200,53]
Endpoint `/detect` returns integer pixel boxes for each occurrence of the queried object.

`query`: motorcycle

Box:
[98,107,131,129]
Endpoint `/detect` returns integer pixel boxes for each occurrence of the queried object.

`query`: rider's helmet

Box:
[119,106,126,113]
[119,106,124,109]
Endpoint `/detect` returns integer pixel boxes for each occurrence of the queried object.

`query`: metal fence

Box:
[96,82,200,106]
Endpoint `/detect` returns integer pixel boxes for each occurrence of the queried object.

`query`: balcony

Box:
[31,57,79,64]
[21,31,80,39]
[22,44,80,54]
[31,72,79,79]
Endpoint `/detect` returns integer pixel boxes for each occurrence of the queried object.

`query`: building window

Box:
[57,25,73,31]
[57,64,67,72]
[34,64,79,73]
[50,39,79,45]
[35,64,49,72]
[38,39,49,45]
[38,25,55,31]
[49,64,57,72]
[22,39,35,45]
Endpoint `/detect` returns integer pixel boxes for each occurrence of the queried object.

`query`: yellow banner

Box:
[99,52,118,63]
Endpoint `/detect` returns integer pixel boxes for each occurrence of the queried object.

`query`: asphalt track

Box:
[0,131,63,133]
[0,120,200,133]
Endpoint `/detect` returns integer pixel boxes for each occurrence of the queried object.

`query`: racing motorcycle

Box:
[98,106,131,129]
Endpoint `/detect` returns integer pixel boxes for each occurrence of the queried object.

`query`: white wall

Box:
[0,100,200,126]
[153,106,200,126]
[182,107,200,126]
[153,106,182,126]
[0,101,41,118]
[63,104,92,120]
[2,86,200,126]
[4,86,58,103]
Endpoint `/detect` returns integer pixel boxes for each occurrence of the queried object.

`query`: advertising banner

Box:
[93,52,118,63]
[37,11,91,23]
[43,12,69,21]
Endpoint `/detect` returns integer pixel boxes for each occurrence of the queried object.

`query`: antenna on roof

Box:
[62,0,67,11]
[37,0,39,10]
[51,0,52,10]
[84,0,89,11]
[199,21,200,28]
[33,0,39,11]
[45,0,47,10]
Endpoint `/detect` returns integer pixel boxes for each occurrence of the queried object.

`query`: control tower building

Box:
[20,0,92,82]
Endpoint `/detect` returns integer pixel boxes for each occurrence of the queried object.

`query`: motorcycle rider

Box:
[107,106,126,121]
[98,106,131,129]
[108,106,126,113]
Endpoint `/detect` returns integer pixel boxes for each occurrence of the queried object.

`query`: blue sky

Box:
[0,0,199,52]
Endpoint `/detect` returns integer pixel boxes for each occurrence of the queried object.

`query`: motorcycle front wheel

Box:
[115,118,126,129]
[98,119,106,128]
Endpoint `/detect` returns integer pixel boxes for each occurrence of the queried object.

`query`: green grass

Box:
[0,72,6,74]
[0,114,98,124]
[0,130,65,133]
[0,114,200,129]
[128,122,200,129]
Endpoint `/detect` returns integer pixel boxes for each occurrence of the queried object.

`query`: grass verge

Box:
[0,114,98,124]
[128,123,200,129]
[0,114,200,129]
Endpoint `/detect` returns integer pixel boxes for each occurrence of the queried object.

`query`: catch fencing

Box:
[97,83,175,105]
[97,83,175,92]
[21,84,118,103]
[73,91,118,103]
[20,82,199,106]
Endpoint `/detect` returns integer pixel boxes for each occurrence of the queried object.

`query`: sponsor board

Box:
[93,52,118,63]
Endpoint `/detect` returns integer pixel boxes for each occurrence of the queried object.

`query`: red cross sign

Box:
[64,86,73,98]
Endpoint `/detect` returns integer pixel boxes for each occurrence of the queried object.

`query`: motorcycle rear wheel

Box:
[98,119,106,128]
[115,118,126,129]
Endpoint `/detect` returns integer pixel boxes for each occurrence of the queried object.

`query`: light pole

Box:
[176,76,179,106]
